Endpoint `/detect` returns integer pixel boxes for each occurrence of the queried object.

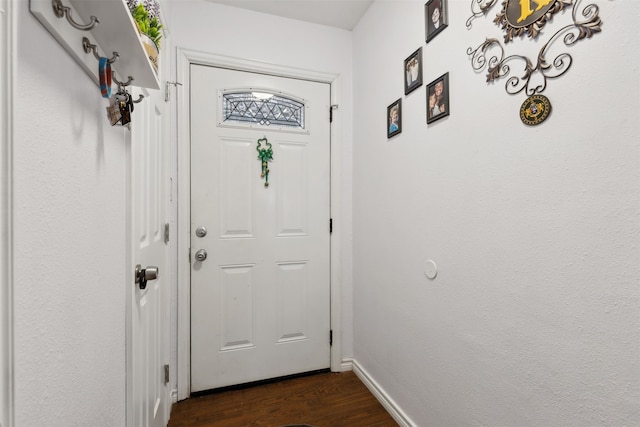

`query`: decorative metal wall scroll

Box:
[256,137,273,187]
[466,0,499,29]
[466,0,602,125]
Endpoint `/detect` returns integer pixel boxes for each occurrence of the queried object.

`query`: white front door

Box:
[190,64,331,392]
[130,82,170,427]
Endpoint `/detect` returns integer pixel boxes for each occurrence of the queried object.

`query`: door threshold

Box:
[191,368,331,397]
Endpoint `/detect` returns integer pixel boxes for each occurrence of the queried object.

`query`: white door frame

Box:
[176,48,344,400]
[0,0,14,424]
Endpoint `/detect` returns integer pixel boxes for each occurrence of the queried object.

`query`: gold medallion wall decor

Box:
[466,0,602,125]
[520,94,551,125]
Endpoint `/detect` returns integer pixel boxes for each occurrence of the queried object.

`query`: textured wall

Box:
[352,1,640,425]
[13,3,127,426]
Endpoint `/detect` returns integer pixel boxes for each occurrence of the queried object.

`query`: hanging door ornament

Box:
[256,137,273,187]
[466,0,602,125]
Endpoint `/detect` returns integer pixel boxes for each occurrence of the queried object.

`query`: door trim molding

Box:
[0,0,15,424]
[176,48,344,400]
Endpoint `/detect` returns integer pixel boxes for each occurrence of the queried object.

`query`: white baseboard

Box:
[351,359,415,427]
[339,357,354,372]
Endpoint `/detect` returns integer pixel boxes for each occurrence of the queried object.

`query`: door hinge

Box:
[164,364,170,384]
[329,218,333,234]
[188,248,191,263]
[164,223,170,244]
[329,106,333,123]
[329,330,333,346]
[329,104,338,123]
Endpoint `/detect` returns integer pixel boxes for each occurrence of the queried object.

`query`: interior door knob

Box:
[144,267,158,281]
[135,264,159,290]
[195,249,207,261]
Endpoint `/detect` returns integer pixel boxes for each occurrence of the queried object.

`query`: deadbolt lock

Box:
[195,226,207,238]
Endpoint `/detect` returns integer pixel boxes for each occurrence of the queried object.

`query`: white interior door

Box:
[190,64,331,392]
[130,81,170,427]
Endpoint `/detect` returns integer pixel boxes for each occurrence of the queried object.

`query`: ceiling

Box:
[205,0,374,30]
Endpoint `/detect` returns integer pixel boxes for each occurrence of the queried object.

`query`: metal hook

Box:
[82,37,118,64]
[52,0,99,31]
[112,73,134,88]
[132,95,145,104]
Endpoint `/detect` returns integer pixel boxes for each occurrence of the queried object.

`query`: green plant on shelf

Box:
[129,1,163,49]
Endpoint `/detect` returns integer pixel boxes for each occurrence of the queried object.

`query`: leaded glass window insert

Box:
[222,92,305,129]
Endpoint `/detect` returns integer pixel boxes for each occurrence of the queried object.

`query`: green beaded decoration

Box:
[256,137,273,187]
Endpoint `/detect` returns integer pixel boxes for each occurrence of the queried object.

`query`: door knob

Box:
[143,266,158,281]
[135,264,159,290]
[195,249,207,262]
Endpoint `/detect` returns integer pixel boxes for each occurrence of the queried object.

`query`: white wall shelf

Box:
[30,0,160,90]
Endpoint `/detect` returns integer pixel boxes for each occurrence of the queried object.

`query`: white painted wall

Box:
[13,3,127,425]
[169,0,356,390]
[352,1,640,425]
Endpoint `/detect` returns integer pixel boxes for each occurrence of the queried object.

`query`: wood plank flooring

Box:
[168,371,398,427]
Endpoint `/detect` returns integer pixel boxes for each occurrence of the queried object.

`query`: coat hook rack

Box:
[52,0,99,31]
[113,73,134,88]
[112,72,144,104]
[82,37,118,64]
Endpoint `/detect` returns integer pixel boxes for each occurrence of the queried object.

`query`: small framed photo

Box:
[425,0,448,43]
[404,47,423,95]
[387,99,402,138]
[426,72,449,124]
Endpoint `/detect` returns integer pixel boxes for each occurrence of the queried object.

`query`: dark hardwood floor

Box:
[168,371,398,427]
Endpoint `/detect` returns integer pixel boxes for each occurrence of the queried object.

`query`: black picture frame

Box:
[404,47,423,95]
[425,0,448,43]
[387,99,402,138]
[426,72,449,124]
